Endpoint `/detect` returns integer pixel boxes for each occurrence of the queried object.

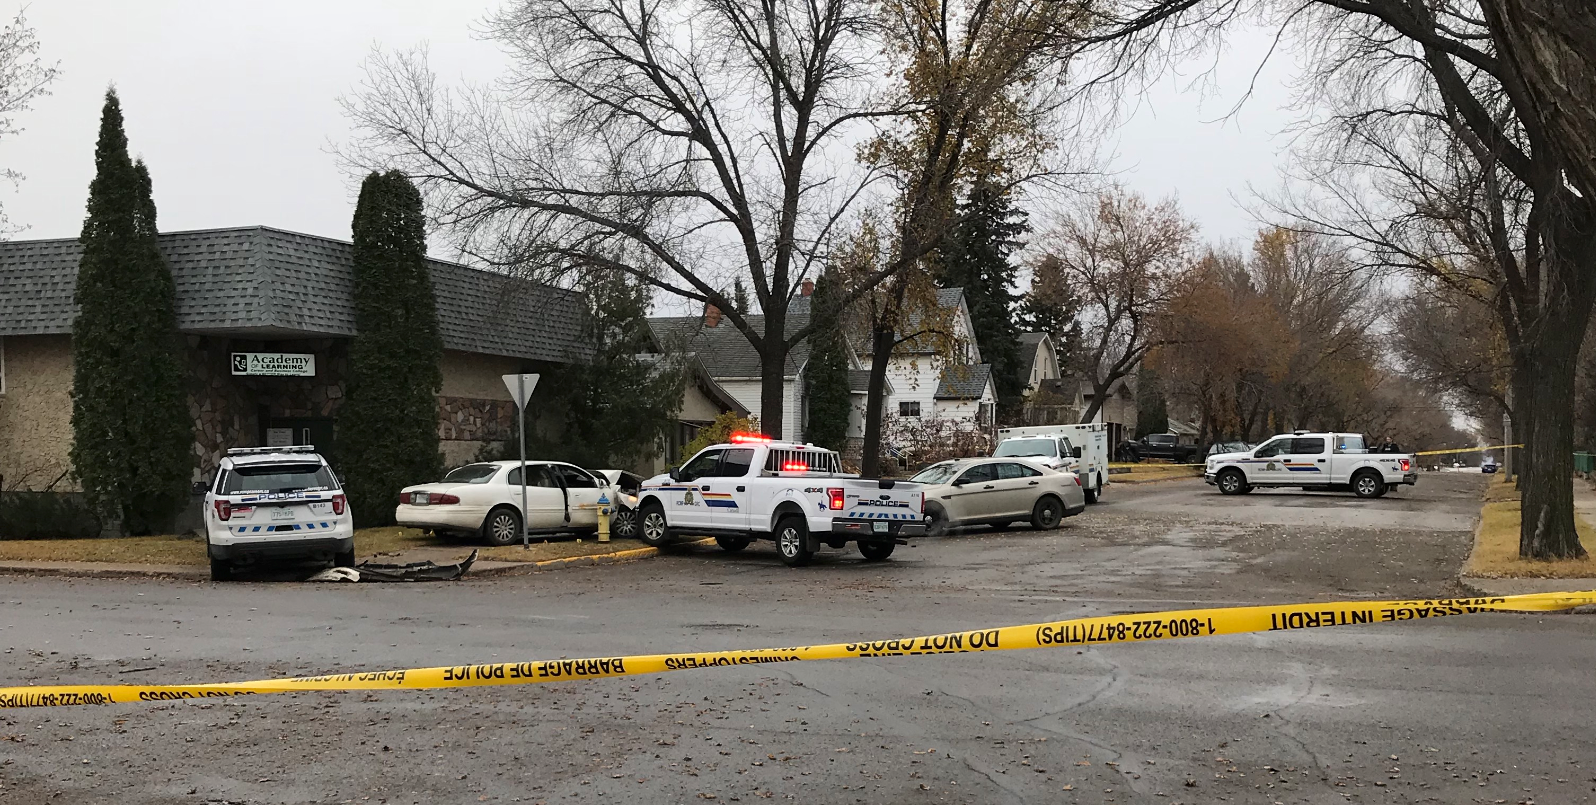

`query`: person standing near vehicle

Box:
[1379,434,1401,453]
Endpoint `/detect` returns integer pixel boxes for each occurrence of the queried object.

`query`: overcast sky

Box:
[0,1,1303,262]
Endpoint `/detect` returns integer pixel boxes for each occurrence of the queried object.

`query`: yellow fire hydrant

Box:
[597,492,611,543]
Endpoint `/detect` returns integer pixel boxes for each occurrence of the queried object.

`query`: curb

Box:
[1112,471,1203,486]
[470,537,719,577]
[0,561,207,581]
[1455,575,1596,613]
[0,538,719,582]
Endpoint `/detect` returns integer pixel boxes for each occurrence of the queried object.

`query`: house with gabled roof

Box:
[858,287,996,432]
[0,226,592,490]
[648,281,884,452]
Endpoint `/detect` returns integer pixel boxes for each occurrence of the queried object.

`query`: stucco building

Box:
[0,226,590,491]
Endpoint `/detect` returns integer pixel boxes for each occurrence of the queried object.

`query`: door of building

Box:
[262,417,336,456]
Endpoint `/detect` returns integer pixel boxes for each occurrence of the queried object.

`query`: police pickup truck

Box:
[1205,431,1417,498]
[636,434,926,566]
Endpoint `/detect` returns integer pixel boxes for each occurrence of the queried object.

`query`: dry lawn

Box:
[0,526,655,567]
[1463,477,1596,579]
[1112,464,1203,482]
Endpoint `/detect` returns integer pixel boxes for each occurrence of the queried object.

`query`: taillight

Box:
[1073,474,1081,486]
[332,494,346,515]
[1398,459,1411,472]
[827,488,844,510]
[919,493,925,513]
[213,500,231,521]
[431,493,460,505]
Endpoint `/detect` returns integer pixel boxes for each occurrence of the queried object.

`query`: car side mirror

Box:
[951,478,966,487]
[668,467,682,482]
[1072,447,1083,459]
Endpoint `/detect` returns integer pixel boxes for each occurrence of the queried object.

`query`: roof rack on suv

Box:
[226,445,317,456]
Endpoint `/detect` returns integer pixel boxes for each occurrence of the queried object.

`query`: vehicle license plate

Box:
[411,492,429,505]
[872,521,888,534]
[270,507,295,521]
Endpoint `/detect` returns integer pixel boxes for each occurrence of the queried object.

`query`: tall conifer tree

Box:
[339,171,444,524]
[803,271,852,451]
[936,179,1028,418]
[70,89,193,534]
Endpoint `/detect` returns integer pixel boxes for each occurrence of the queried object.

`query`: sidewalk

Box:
[1459,478,1596,604]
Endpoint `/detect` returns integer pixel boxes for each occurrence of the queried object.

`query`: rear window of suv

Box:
[219,462,338,495]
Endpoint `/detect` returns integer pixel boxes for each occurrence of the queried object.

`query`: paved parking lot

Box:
[4,472,1594,805]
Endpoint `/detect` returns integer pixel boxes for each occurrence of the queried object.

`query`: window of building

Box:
[899,401,921,417]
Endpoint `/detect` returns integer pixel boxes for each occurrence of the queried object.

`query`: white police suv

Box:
[204,446,354,580]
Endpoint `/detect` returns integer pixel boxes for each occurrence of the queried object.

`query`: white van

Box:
[996,423,1110,503]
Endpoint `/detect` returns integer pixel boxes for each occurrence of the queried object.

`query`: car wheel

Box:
[611,507,639,539]
[638,502,670,547]
[716,535,751,552]
[1217,468,1248,495]
[1351,470,1383,499]
[1031,495,1064,530]
[775,516,814,567]
[209,557,231,582]
[1083,476,1100,504]
[924,503,949,537]
[858,541,895,561]
[335,549,356,568]
[482,507,522,546]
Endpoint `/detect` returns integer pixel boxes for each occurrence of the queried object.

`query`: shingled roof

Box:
[648,313,813,379]
[0,227,590,363]
[934,364,994,400]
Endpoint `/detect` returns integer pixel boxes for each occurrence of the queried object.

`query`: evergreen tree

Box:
[731,276,750,315]
[1135,364,1169,435]
[69,89,193,535]
[1017,254,1084,372]
[535,275,687,468]
[936,179,1028,418]
[803,270,852,451]
[339,171,444,525]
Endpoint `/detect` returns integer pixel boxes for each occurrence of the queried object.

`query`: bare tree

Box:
[0,11,60,232]
[1087,0,1595,558]
[343,0,896,438]
[1030,187,1193,424]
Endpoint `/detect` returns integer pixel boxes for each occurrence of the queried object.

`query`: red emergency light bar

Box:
[730,432,771,443]
[782,461,809,472]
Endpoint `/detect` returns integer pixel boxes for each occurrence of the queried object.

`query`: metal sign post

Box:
[502,373,541,549]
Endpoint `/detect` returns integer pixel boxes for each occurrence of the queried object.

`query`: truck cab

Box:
[636,434,926,566]
[1205,432,1418,497]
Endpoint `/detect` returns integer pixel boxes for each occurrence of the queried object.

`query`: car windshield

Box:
[910,463,963,485]
[994,439,1057,458]
[442,464,501,484]
[221,462,337,495]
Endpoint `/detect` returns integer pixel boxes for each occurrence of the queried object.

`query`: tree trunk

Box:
[859,322,896,478]
[759,310,788,440]
[1079,378,1109,424]
[1517,311,1590,559]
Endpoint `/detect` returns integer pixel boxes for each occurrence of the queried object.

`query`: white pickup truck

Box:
[637,435,927,566]
[1205,431,1418,498]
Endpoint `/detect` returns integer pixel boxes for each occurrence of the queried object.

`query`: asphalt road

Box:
[3,472,1593,805]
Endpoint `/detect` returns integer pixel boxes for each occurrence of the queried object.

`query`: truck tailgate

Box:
[840,481,923,523]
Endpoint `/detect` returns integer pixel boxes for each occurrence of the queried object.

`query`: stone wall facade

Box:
[0,335,76,491]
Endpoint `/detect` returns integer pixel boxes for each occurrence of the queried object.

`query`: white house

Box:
[858,288,996,431]
[1016,333,1062,395]
[649,287,883,447]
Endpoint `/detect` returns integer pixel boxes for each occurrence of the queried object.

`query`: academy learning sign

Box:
[231,352,316,377]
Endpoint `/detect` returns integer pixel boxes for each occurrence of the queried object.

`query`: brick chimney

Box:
[704,302,722,327]
[801,279,815,297]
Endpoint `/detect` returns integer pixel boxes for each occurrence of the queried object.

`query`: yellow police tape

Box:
[4,590,1592,709]
[1414,444,1521,456]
